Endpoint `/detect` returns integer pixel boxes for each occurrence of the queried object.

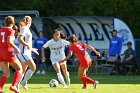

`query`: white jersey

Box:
[18,26,32,58]
[43,38,69,64]
[14,37,19,54]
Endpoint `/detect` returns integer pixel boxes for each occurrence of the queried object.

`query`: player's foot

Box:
[36,70,41,74]
[66,78,70,85]
[81,87,88,89]
[10,86,20,93]
[0,89,3,93]
[93,81,99,89]
[63,84,67,88]
[20,81,28,90]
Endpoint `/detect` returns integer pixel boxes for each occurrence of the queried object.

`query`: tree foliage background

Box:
[0,0,140,38]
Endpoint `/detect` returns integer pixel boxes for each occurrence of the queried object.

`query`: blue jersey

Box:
[34,37,48,52]
[109,37,122,56]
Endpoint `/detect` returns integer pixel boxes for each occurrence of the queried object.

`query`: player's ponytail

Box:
[60,30,67,39]
[68,34,78,43]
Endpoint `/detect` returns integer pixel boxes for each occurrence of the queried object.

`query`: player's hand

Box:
[96,51,101,57]
[32,48,39,55]
[27,44,31,50]
[42,56,46,62]
[16,48,21,54]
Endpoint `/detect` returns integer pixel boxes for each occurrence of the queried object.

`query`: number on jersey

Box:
[1,32,5,43]
[76,45,84,51]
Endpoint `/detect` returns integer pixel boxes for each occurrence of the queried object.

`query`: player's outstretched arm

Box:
[59,51,73,63]
[85,44,100,57]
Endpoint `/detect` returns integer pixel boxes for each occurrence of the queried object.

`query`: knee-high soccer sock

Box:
[0,76,7,89]
[57,72,66,86]
[22,69,34,83]
[81,76,95,84]
[12,71,22,86]
[81,76,95,88]
[16,73,24,90]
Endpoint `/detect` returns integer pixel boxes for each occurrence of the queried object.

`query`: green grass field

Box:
[1,72,140,93]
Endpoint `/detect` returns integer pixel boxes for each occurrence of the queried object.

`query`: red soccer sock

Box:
[0,76,7,89]
[12,71,21,86]
[81,76,95,84]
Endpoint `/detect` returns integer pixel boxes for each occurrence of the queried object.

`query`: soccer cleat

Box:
[20,81,28,90]
[66,78,70,85]
[0,89,3,93]
[93,81,99,89]
[36,70,41,74]
[63,85,67,88]
[10,86,20,93]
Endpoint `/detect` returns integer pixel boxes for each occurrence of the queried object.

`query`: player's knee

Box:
[15,66,22,73]
[63,70,67,75]
[30,66,36,72]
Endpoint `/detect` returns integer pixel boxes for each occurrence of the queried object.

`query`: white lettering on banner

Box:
[51,17,113,49]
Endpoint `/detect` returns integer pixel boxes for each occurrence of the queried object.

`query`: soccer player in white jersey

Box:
[17,16,39,90]
[42,28,70,88]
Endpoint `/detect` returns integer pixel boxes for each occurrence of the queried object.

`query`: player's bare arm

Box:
[7,36,20,53]
[85,44,100,56]
[59,51,73,63]
[41,47,46,62]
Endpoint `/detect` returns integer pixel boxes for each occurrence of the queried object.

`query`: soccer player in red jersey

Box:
[59,34,100,89]
[0,16,22,93]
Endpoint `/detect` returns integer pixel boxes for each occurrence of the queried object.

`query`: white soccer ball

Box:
[49,79,59,87]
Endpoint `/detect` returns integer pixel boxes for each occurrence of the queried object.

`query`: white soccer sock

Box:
[16,73,24,90]
[18,73,24,84]
[57,72,66,86]
[22,69,33,83]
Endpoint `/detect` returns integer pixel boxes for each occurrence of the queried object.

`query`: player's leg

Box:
[78,67,88,89]
[21,58,36,90]
[79,67,98,89]
[40,51,47,74]
[60,62,70,85]
[0,62,10,91]
[16,62,27,90]
[9,59,22,93]
[35,54,41,74]
[52,63,67,88]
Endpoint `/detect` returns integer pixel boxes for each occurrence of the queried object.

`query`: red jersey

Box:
[0,27,16,62]
[69,42,92,67]
[0,27,15,48]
